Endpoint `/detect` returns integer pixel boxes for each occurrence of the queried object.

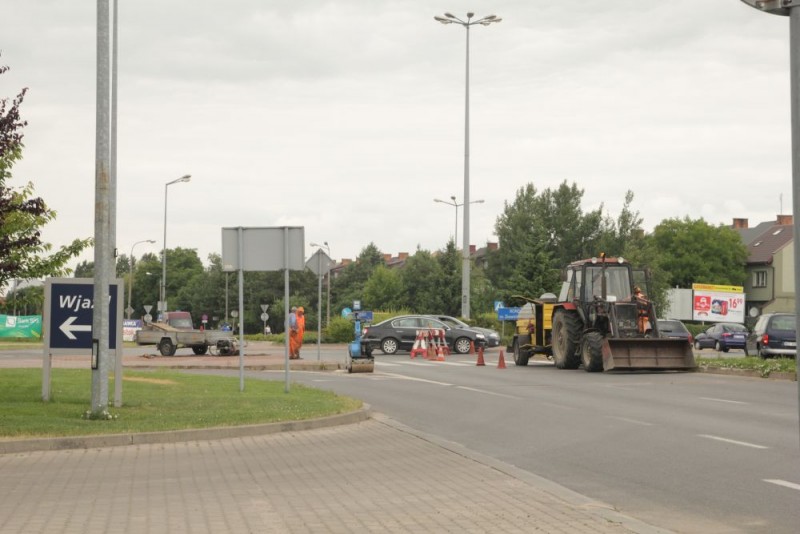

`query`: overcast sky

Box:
[0,1,793,271]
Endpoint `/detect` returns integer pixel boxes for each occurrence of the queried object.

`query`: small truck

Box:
[134,311,237,356]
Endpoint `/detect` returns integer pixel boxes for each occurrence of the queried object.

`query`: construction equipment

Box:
[509,254,695,372]
[347,310,375,373]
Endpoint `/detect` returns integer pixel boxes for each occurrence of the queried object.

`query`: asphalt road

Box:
[269,349,800,534]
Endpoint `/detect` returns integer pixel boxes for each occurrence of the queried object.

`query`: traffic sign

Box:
[497,306,521,321]
[44,278,122,351]
[260,312,269,321]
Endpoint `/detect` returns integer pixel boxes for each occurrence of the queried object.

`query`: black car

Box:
[362,315,486,355]
[694,322,748,352]
[427,315,501,347]
[657,319,693,344]
[745,313,796,359]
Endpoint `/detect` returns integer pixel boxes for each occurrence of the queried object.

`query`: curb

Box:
[0,404,372,455]
[696,366,797,381]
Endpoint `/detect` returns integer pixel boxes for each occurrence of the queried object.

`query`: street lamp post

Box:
[127,239,155,319]
[161,174,191,315]
[739,0,800,444]
[435,12,501,319]
[434,196,485,247]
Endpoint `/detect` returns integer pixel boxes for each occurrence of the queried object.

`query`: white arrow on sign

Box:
[59,316,92,340]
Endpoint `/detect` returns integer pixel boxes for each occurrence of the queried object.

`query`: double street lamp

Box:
[161,174,191,314]
[434,12,501,319]
[127,239,155,319]
[434,196,484,246]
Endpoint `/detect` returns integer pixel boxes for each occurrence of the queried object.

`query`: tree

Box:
[436,240,462,316]
[363,265,404,311]
[597,190,645,258]
[0,59,90,291]
[399,248,444,314]
[646,217,748,289]
[331,243,384,312]
[488,183,559,303]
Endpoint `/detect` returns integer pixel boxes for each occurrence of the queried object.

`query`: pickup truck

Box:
[134,311,236,356]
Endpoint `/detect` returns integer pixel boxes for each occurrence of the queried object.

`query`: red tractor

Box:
[511,255,695,372]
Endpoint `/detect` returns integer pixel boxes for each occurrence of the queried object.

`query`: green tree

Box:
[0,60,90,290]
[399,248,444,314]
[363,265,404,311]
[331,243,384,312]
[597,190,644,257]
[488,183,559,303]
[646,217,748,289]
[436,240,461,316]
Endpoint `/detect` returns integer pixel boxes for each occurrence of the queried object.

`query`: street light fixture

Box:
[127,239,155,319]
[434,196,485,246]
[161,174,191,315]
[435,12,501,319]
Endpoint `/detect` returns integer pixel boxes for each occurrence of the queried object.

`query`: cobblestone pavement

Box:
[0,415,672,534]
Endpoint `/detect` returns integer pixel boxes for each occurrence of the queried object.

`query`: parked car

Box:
[694,322,748,352]
[657,319,693,344]
[427,315,501,347]
[361,315,486,355]
[745,313,796,359]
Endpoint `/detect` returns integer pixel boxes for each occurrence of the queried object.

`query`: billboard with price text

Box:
[691,283,745,323]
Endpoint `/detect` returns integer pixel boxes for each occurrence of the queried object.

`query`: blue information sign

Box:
[47,280,120,350]
[497,307,521,321]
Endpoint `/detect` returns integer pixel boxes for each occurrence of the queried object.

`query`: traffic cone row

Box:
[474,346,507,369]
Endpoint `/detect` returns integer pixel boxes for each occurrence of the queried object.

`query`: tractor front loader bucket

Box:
[602,338,696,371]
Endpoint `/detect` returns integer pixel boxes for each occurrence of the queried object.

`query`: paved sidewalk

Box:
[0,414,671,534]
[0,343,673,533]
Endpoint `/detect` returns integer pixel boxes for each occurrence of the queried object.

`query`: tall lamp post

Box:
[161,174,191,315]
[127,239,155,319]
[739,0,800,441]
[435,12,501,319]
[434,196,485,247]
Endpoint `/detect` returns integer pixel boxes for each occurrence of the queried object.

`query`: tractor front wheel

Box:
[552,310,582,369]
[581,331,604,372]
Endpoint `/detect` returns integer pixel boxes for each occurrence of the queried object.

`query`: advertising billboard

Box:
[691,284,745,323]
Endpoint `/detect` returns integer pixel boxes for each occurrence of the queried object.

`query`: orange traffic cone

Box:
[436,346,446,361]
[476,346,486,366]
[469,340,476,354]
[497,350,507,369]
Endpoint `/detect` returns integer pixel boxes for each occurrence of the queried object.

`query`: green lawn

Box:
[697,356,796,378]
[0,369,361,439]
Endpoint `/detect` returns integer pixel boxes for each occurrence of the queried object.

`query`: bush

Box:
[325,316,356,343]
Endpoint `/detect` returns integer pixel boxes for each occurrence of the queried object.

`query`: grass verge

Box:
[697,356,796,378]
[0,369,361,439]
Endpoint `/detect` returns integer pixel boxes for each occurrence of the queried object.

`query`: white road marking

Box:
[606,416,654,426]
[698,434,768,449]
[377,372,453,386]
[764,479,800,491]
[455,386,521,400]
[699,397,748,405]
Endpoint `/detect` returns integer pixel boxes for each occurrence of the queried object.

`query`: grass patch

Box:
[0,369,361,439]
[697,357,796,378]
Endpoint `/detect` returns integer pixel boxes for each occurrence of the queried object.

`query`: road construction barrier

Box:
[410,330,428,358]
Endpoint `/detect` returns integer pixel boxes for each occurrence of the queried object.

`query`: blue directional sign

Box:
[497,306,521,321]
[46,279,121,350]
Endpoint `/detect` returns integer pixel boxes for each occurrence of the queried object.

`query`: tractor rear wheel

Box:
[581,331,604,372]
[552,310,581,369]
[512,338,530,366]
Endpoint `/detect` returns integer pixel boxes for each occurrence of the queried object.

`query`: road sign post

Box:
[43,278,123,403]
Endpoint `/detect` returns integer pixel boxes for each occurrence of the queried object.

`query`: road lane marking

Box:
[699,397,748,405]
[606,416,653,426]
[455,386,521,400]
[377,372,452,386]
[698,434,768,449]
[764,479,800,491]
